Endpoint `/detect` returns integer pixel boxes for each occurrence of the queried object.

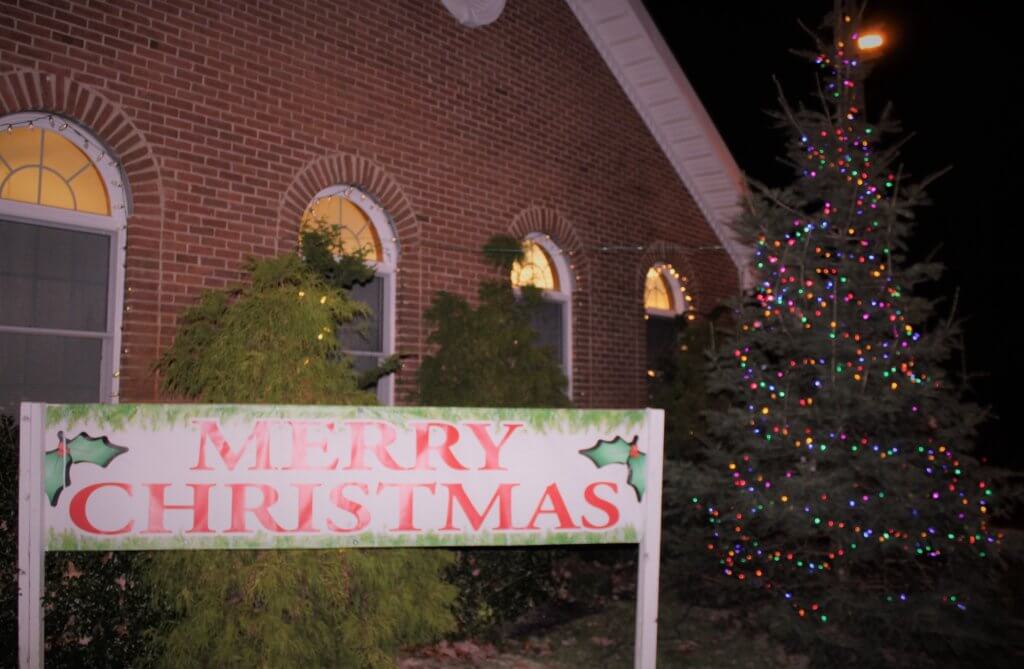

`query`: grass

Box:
[514,597,803,668]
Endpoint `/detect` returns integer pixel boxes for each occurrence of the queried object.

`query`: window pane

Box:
[511,240,558,291]
[0,219,110,332]
[646,315,677,370]
[528,300,565,368]
[39,169,76,210]
[644,267,674,312]
[338,275,383,352]
[1,166,40,204]
[0,127,111,215]
[42,128,90,177]
[0,333,102,418]
[347,352,383,375]
[300,195,382,262]
[0,127,41,170]
[70,168,111,216]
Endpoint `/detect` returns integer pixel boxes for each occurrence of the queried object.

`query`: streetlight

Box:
[856,31,885,56]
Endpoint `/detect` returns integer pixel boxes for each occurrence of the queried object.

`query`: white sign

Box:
[19,403,664,667]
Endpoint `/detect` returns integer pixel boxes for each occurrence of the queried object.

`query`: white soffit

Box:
[565,0,750,280]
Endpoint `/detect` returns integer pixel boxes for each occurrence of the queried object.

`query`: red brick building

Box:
[0,0,745,414]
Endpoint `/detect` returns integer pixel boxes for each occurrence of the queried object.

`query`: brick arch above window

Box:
[507,207,586,290]
[0,71,163,216]
[277,152,418,254]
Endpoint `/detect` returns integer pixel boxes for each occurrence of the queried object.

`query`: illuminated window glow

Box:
[0,127,110,215]
[301,195,383,262]
[511,239,558,291]
[644,266,675,312]
[644,264,688,316]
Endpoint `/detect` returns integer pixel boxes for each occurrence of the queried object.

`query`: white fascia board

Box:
[565,0,751,287]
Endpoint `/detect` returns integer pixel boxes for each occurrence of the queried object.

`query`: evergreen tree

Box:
[417,283,569,410]
[149,234,455,668]
[417,236,570,636]
[695,6,1012,666]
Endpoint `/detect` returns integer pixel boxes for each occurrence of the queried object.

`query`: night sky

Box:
[643,2,1021,468]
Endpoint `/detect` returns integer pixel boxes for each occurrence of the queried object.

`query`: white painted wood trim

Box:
[564,0,751,288]
[18,402,46,669]
[635,407,665,668]
[522,232,574,398]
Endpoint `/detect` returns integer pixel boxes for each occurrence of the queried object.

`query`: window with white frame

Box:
[510,234,573,391]
[644,263,688,374]
[300,185,398,404]
[0,113,128,418]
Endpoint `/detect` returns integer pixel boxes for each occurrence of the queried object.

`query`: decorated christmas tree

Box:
[696,5,1012,665]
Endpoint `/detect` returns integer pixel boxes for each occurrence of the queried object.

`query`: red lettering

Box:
[144,483,213,534]
[525,484,578,530]
[226,484,286,533]
[413,422,467,471]
[286,421,338,470]
[292,483,320,532]
[346,421,408,471]
[376,482,436,531]
[442,483,517,531]
[327,483,371,533]
[582,482,620,529]
[465,422,523,470]
[191,420,271,471]
[69,483,133,535]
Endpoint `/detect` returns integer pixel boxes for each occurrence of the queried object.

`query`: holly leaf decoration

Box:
[44,443,72,506]
[626,452,646,501]
[66,432,129,468]
[43,431,129,507]
[579,435,646,501]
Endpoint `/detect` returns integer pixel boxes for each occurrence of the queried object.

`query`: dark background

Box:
[643,1,1021,469]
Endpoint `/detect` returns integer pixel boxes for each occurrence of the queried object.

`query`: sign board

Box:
[19,403,664,667]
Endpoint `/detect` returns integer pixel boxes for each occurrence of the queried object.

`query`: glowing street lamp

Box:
[857,32,885,52]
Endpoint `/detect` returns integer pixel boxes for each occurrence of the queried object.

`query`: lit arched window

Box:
[643,264,686,318]
[644,266,675,313]
[301,186,398,404]
[0,126,110,215]
[302,193,382,262]
[0,114,128,418]
[644,263,689,376]
[511,234,572,388]
[511,239,558,291]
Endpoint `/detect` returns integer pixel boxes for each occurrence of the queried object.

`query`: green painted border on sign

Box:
[47,525,640,551]
[46,403,645,434]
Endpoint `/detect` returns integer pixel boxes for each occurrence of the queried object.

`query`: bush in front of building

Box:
[416,237,579,637]
[146,232,456,668]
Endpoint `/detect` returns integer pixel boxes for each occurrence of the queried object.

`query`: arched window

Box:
[0,114,128,417]
[644,264,686,317]
[301,185,398,404]
[511,234,573,389]
[644,264,689,374]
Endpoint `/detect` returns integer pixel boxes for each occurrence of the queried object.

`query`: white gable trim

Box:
[564,0,750,286]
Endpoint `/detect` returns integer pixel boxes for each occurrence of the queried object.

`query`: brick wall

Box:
[0,0,739,408]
